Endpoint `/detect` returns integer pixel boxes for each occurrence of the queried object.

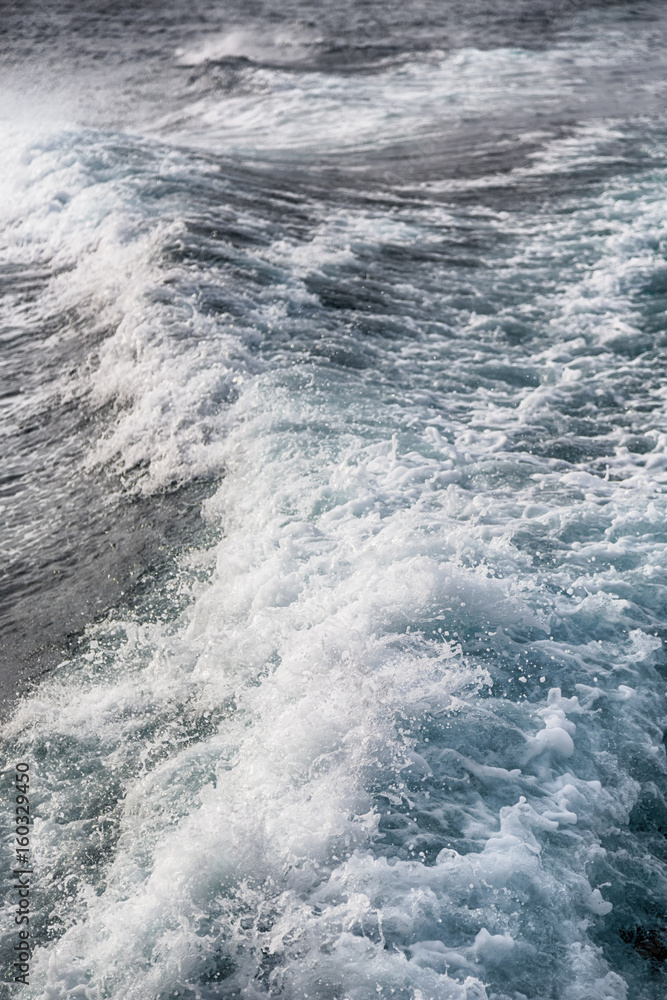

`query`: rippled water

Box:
[1,2,667,998]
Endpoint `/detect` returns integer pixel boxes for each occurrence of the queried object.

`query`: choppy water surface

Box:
[2,2,667,998]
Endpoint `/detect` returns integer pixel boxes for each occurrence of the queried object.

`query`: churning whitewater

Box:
[1,1,667,998]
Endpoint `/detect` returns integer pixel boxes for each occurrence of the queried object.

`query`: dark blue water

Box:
[2,2,667,998]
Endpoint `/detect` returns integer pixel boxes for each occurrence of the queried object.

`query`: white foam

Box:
[151,45,589,155]
[175,26,322,68]
[5,364,647,995]
[152,24,667,163]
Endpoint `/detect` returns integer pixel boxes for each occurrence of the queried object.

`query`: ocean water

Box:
[2,1,667,997]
